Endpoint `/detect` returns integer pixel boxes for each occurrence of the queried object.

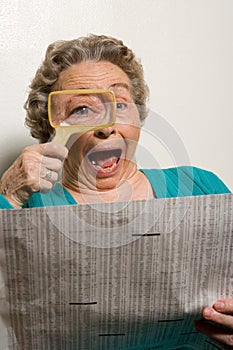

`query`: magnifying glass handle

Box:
[52,128,73,146]
[52,126,91,146]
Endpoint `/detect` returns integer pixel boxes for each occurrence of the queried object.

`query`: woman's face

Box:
[56,61,141,192]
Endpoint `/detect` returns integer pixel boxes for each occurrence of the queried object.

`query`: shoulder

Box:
[140,166,231,198]
[0,194,14,209]
[179,166,230,193]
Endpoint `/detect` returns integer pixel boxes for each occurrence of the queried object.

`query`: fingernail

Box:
[203,307,214,318]
[214,301,224,310]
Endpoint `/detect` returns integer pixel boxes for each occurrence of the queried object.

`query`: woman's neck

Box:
[62,170,155,204]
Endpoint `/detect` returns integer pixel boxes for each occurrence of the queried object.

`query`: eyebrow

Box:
[110,83,131,92]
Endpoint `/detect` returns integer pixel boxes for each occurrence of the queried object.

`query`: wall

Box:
[0,0,232,189]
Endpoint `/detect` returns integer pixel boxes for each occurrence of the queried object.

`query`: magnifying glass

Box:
[48,89,116,146]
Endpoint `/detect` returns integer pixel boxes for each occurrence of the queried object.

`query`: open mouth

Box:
[87,149,122,173]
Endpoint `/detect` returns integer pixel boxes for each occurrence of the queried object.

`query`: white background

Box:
[0,0,232,190]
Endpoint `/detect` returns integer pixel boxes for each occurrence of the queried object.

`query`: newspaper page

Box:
[0,193,232,350]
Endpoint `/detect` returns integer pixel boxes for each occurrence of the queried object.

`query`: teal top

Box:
[0,166,230,209]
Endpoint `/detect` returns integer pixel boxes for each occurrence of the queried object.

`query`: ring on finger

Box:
[44,169,52,181]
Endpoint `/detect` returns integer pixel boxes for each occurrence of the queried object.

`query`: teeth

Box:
[91,160,101,169]
[91,160,102,169]
[90,159,119,171]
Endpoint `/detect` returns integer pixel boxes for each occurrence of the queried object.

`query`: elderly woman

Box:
[0,34,232,347]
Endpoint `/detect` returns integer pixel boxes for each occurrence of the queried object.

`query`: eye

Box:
[73,106,89,115]
[116,102,127,110]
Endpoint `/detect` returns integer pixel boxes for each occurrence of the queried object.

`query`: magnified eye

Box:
[116,102,127,110]
[73,106,90,115]
[64,103,103,126]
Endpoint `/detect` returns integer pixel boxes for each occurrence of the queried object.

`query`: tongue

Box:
[97,156,118,168]
[89,150,120,168]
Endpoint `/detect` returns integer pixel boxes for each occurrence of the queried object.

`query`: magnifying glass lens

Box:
[49,91,115,128]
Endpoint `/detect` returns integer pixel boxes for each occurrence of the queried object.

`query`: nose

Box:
[94,125,115,139]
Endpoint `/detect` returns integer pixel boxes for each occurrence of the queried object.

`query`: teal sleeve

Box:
[0,194,14,209]
[140,166,231,198]
[23,183,77,208]
[192,167,231,195]
[0,183,76,209]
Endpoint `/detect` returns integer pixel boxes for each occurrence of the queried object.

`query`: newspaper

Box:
[0,194,232,350]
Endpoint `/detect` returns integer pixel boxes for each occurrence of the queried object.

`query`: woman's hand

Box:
[0,142,68,208]
[195,299,233,349]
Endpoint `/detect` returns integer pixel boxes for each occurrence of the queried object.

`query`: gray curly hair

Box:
[24,34,149,143]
